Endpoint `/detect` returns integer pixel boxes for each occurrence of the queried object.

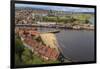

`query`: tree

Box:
[21,48,33,65]
[56,16,59,24]
[15,37,24,62]
[85,19,90,24]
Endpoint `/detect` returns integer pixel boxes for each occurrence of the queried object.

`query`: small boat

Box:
[47,30,60,33]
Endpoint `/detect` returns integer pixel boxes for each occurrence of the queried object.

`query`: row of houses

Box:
[16,27,60,61]
[24,37,59,60]
[72,24,94,30]
[15,9,34,24]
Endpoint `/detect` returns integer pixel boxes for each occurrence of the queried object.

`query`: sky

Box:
[15,3,95,13]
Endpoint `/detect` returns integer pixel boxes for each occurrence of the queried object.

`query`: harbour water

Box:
[37,27,95,62]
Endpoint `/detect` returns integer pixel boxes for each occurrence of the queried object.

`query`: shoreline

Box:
[15,24,94,31]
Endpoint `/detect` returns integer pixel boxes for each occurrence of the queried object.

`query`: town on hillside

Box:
[15,4,95,66]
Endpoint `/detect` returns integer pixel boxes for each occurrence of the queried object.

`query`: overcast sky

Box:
[15,3,95,13]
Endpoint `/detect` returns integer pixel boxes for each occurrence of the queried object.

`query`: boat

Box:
[47,30,60,33]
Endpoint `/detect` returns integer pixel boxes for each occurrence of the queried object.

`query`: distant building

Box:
[36,22,56,26]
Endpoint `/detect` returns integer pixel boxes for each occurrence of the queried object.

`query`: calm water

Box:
[38,28,95,62]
